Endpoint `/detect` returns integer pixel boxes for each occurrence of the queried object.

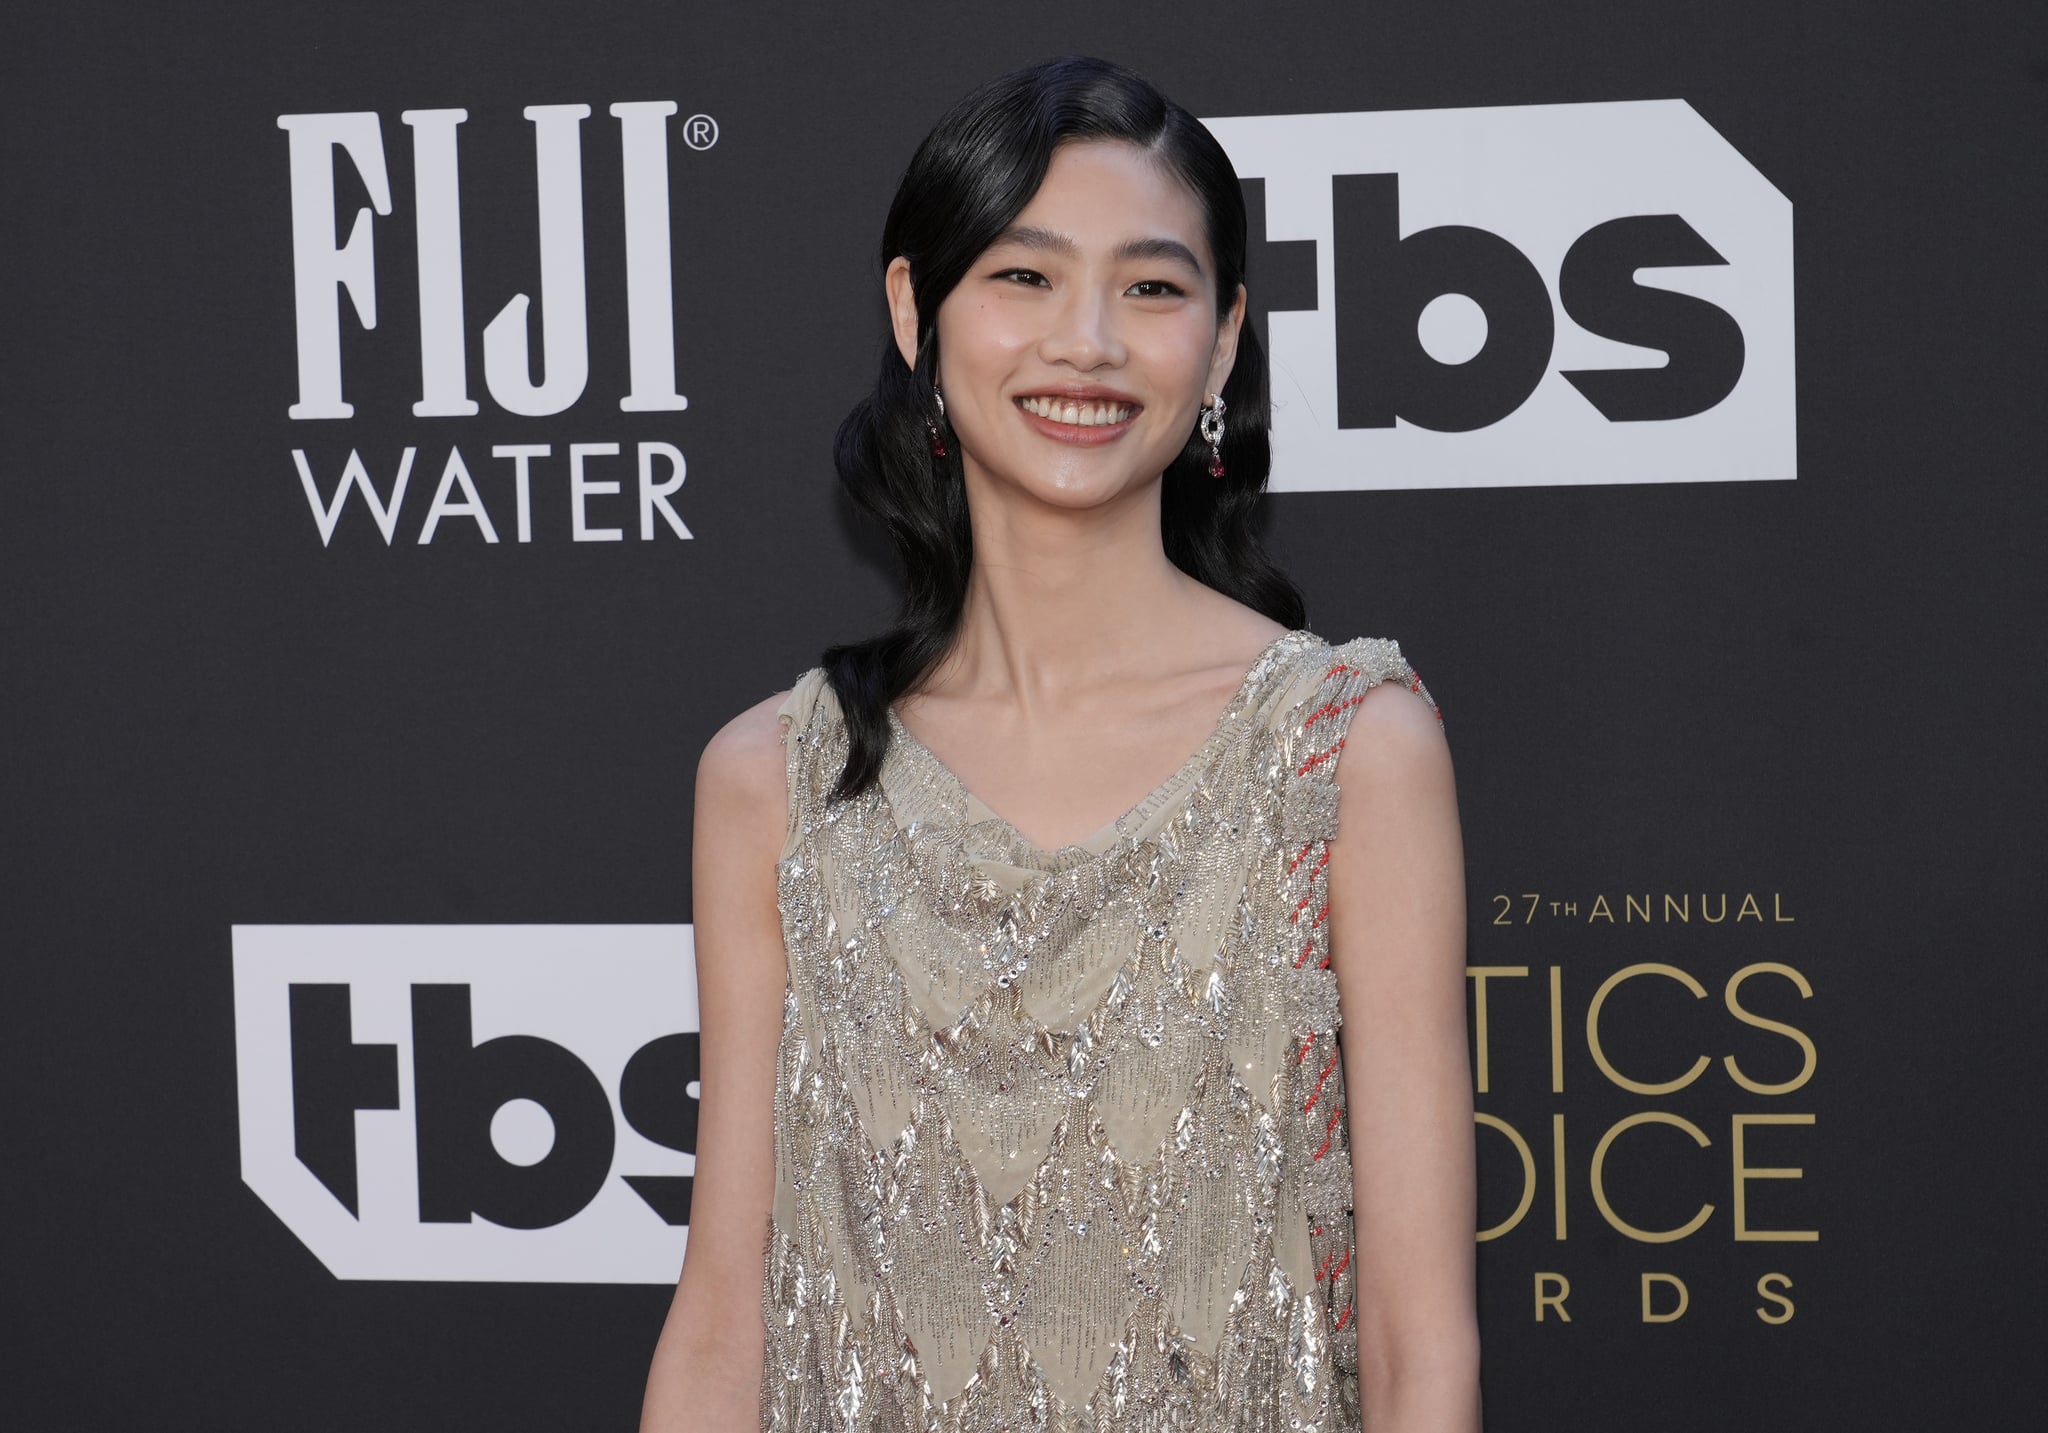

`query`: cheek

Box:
[941,300,1036,363]
[1143,314,1223,386]
[977,313,1042,370]
[1155,307,1212,366]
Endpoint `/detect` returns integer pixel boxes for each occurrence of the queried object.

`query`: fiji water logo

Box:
[276,104,714,546]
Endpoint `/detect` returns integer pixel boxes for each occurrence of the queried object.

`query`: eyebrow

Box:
[989,224,1207,277]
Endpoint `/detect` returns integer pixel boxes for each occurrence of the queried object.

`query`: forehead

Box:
[1005,140,1210,258]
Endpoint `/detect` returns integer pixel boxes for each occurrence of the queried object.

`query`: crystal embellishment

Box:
[759,631,1440,1431]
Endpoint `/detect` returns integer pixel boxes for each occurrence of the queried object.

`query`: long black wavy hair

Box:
[822,55,1306,801]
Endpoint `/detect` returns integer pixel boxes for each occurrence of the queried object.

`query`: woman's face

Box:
[893,140,1245,513]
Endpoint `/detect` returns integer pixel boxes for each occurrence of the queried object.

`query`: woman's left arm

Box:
[1327,678,1481,1432]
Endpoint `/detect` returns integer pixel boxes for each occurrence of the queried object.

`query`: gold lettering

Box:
[1738,892,1764,922]
[1587,963,1710,1094]
[1548,965,1565,1095]
[1626,893,1650,922]
[1733,1114,1818,1241]
[1664,892,1689,923]
[1467,966,1528,1095]
[1723,963,1817,1095]
[1590,1112,1715,1243]
[1588,894,1613,923]
[1475,1113,1536,1241]
[1641,1272,1689,1323]
[1702,892,1727,924]
[1774,893,1794,923]
[1534,1272,1571,1322]
[1756,1272,1796,1324]
[1552,1112,1568,1241]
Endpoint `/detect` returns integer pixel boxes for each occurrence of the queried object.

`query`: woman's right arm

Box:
[640,693,794,1433]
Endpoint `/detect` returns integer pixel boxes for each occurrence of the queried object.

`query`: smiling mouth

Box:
[1015,394,1138,427]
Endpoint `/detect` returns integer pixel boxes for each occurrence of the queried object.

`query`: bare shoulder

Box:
[696,690,794,835]
[1331,662,1456,809]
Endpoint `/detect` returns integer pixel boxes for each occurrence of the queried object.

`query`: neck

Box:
[938,466,1200,709]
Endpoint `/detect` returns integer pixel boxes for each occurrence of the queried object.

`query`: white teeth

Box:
[1017,395,1134,426]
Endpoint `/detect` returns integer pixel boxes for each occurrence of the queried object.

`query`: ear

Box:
[885,256,920,371]
[1207,283,1247,395]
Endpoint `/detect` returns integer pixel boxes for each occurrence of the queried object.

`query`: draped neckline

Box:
[883,629,1310,862]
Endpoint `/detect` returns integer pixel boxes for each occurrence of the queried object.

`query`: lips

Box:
[1008,387,1145,448]
[1014,394,1137,427]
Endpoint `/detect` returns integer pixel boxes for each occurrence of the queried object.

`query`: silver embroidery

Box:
[1279,774,1342,846]
[760,632,1435,1432]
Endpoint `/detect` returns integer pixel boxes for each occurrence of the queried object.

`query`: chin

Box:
[970,441,1173,511]
[1016,465,1154,510]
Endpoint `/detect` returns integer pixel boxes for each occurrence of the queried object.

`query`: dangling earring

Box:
[1199,393,1227,478]
[928,385,949,458]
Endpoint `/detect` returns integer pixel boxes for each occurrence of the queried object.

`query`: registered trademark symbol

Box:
[682,114,719,150]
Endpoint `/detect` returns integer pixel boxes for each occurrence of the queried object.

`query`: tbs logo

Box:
[233,925,699,1283]
[1202,100,1794,490]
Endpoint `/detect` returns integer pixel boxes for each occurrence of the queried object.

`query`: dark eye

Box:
[1128,279,1187,298]
[993,268,1049,286]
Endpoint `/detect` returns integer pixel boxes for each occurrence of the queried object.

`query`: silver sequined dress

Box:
[760,629,1441,1432]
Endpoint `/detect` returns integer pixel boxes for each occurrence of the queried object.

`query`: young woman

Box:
[641,56,1478,1433]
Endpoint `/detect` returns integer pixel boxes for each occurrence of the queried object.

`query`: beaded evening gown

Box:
[759,629,1442,1433]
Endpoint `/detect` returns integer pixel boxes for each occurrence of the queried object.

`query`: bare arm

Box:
[640,693,792,1433]
[1326,680,1481,1432]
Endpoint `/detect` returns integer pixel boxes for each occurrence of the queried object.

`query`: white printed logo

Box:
[1202,101,1794,489]
[276,104,702,547]
[279,105,688,421]
[233,924,698,1283]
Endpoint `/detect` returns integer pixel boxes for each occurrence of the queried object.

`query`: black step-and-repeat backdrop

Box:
[10,2,2043,1428]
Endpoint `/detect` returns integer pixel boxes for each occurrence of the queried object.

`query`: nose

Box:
[1038,283,1125,371]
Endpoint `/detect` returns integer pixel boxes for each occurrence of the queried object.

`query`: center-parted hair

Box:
[822,55,1306,800]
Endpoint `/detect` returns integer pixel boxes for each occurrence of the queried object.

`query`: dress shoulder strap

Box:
[1270,635,1442,840]
[1266,634,1442,1374]
[774,667,840,862]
